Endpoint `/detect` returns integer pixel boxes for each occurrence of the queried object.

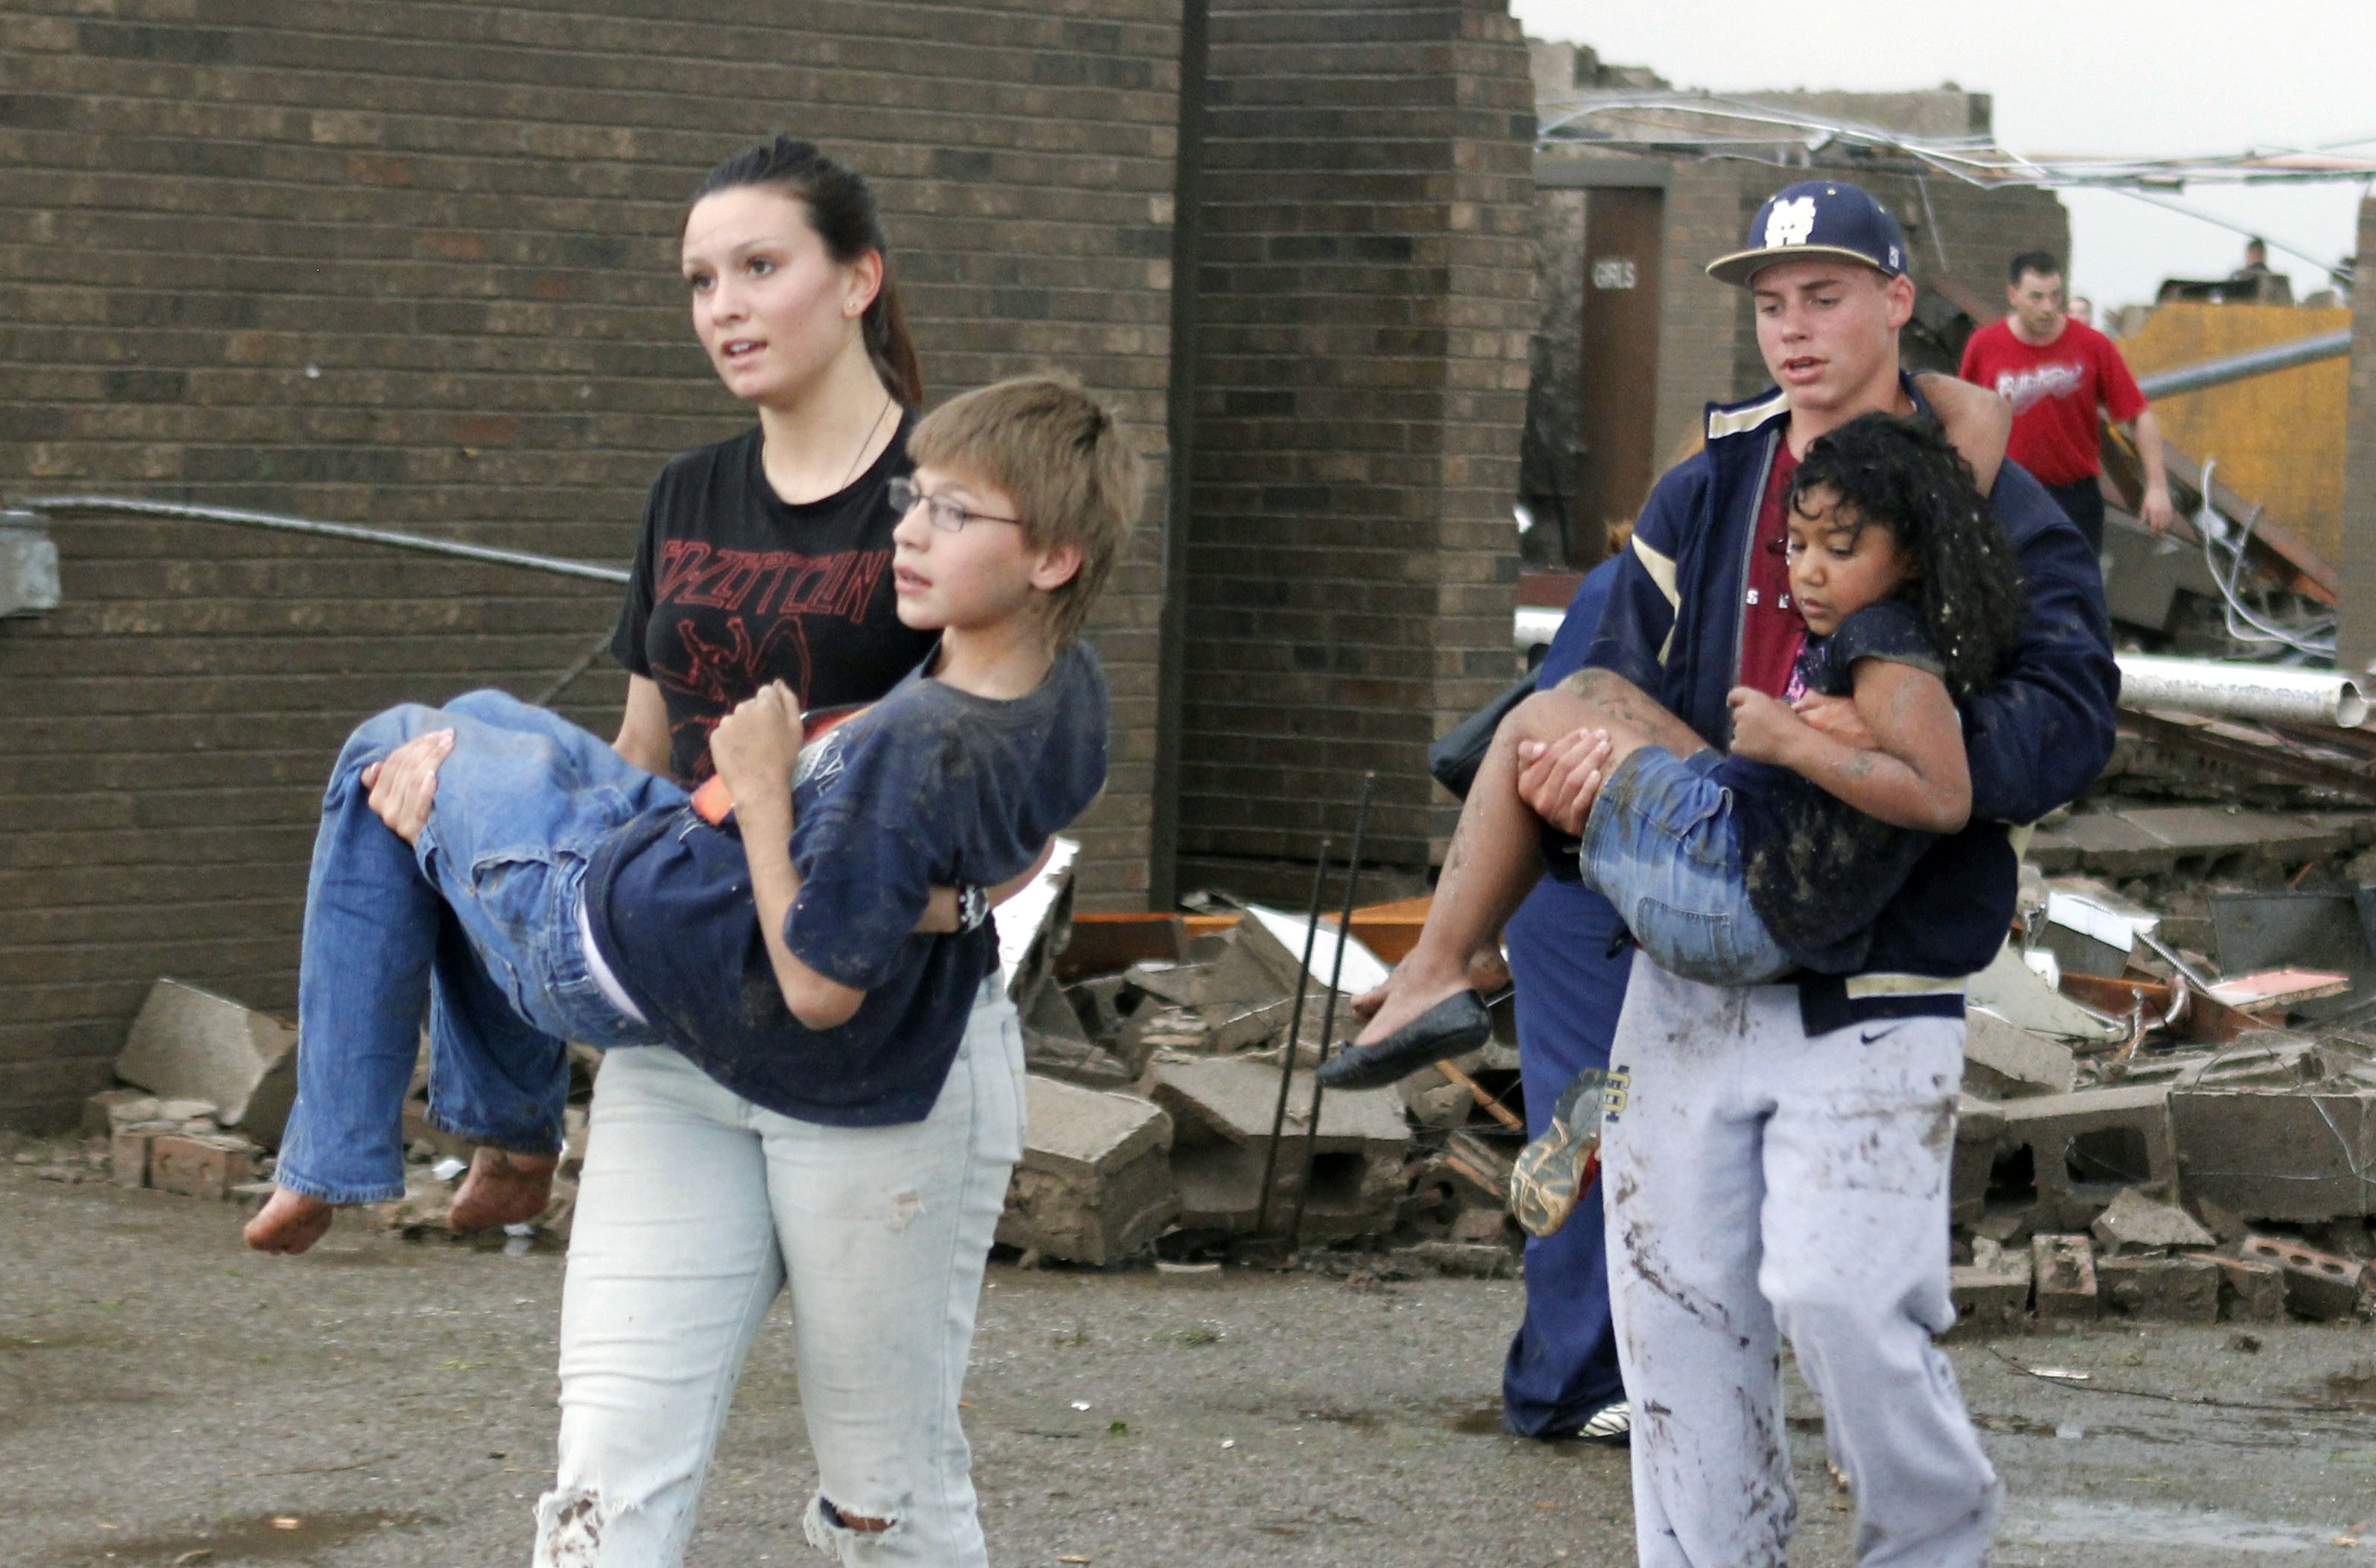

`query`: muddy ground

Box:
[4,1135,2375,1567]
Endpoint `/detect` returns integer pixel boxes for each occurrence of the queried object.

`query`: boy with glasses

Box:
[247,374,1132,1253]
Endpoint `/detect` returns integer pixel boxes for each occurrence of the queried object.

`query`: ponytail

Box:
[693,135,923,409]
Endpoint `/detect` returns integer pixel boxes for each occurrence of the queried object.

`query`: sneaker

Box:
[1546,1400,1630,1447]
[1508,1068,1606,1238]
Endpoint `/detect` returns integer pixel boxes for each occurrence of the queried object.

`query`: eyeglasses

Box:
[887,475,1023,534]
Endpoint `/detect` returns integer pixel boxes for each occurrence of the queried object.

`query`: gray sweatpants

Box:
[1599,956,2000,1568]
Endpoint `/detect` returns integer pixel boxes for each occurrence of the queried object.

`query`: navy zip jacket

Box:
[1584,374,2119,1034]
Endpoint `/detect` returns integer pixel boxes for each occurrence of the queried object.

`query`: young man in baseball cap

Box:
[1541,179,2117,1567]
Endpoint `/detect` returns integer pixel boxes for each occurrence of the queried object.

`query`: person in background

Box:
[2067,294,2094,328]
[1497,556,1631,1447]
[1959,249,2177,547]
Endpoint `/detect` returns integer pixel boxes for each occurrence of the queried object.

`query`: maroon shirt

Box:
[1738,441,1805,699]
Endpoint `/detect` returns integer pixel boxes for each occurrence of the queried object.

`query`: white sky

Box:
[1510,0,2376,314]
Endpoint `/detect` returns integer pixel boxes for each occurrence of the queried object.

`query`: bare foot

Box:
[447,1147,557,1233]
[1349,960,1472,1048]
[245,1186,336,1254]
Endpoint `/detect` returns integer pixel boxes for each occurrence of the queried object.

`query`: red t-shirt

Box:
[1739,441,1804,699]
[1957,316,2146,487]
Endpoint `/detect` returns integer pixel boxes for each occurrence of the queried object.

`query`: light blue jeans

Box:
[276,691,676,1204]
[1580,745,1793,986]
[537,983,1026,1568]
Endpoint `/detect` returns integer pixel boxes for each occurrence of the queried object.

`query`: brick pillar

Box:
[2338,197,2376,676]
[1178,0,1535,896]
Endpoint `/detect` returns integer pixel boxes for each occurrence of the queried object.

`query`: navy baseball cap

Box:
[1705,180,1909,288]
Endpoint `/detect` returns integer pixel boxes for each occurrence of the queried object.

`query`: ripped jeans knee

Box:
[806,1493,902,1558]
[534,1487,622,1568]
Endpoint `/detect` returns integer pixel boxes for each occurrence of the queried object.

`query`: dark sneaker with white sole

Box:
[1508,1067,1606,1239]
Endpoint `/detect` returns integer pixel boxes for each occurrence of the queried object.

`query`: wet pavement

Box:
[3,1136,2374,1567]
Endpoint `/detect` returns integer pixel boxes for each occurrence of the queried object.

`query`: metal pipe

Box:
[2117,652,2367,730]
[1289,771,1375,1250]
[1254,838,1330,1238]
[13,494,631,585]
[2132,329,2351,401]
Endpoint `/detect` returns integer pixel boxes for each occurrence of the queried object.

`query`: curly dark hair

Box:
[1787,411,2026,699]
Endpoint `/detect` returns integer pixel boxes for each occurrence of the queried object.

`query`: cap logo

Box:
[1765,197,1817,247]
[1888,244,1901,270]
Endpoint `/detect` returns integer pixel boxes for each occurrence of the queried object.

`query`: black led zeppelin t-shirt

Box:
[609,421,941,783]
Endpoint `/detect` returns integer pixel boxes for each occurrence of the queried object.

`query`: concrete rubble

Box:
[69,811,2376,1324]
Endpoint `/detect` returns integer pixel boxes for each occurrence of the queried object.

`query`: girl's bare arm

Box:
[1727,660,1971,833]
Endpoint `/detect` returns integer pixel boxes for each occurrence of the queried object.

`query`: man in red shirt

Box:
[1959,250,2176,549]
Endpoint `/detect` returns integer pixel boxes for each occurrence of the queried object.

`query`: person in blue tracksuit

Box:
[1499,558,1631,1444]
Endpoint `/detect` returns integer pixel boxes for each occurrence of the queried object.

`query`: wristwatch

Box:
[956,884,991,933]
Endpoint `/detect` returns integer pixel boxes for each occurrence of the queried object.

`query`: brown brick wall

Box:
[1176,0,1535,891]
[0,0,1181,1127]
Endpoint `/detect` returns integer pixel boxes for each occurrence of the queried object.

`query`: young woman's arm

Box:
[710,684,868,1031]
[613,674,674,775]
[1726,660,1971,833]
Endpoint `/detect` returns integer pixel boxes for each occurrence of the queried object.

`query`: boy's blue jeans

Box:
[274,690,680,1204]
[1579,745,1793,987]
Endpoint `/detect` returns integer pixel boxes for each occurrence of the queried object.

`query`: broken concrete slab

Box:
[996,1075,1176,1265]
[1967,944,2126,1047]
[1147,1058,1408,1239]
[2240,1233,2372,1320]
[1994,1084,2181,1230]
[1018,975,1134,1091]
[1964,1011,2078,1098]
[2090,1187,2217,1256]
[114,979,297,1143]
[2032,1233,2100,1321]
[2169,1084,2376,1221]
[2097,1255,2221,1324]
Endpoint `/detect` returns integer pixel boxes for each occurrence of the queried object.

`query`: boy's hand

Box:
[1516,727,1613,836]
[1789,692,1878,750]
[1726,687,1810,765]
[710,683,802,819]
[361,729,453,847]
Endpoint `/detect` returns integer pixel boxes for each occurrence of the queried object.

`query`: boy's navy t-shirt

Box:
[1712,598,1945,974]
[584,643,1109,1125]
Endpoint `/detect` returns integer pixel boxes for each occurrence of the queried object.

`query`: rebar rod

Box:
[1254,839,1330,1237]
[1289,771,1375,1249]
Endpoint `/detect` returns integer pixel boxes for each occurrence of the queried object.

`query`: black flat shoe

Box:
[1315,989,1493,1090]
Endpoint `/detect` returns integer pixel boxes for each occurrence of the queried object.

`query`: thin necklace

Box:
[838,396,895,493]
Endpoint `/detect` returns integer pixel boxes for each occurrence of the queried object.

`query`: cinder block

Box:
[1950,1094,2006,1227]
[2214,1256,2288,1324]
[2240,1233,2372,1321]
[147,1133,256,1199]
[1947,1256,2032,1336]
[996,1076,1177,1265]
[2170,1087,2376,1222]
[2032,1233,2100,1321]
[1994,1085,2179,1230]
[1146,1058,1409,1239]
[2097,1256,2221,1324]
